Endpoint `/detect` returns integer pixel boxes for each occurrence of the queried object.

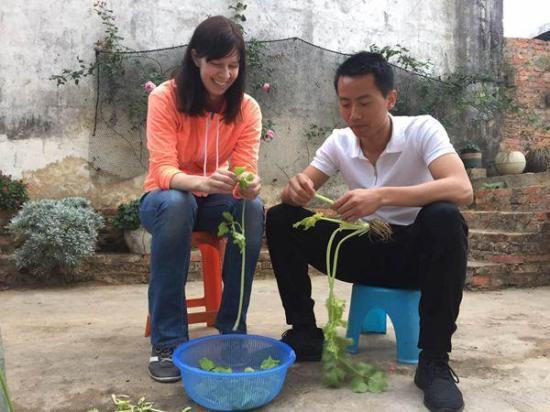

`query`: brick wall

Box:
[501,38,550,151]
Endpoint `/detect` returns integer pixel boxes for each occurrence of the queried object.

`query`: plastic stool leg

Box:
[199,242,223,327]
[362,308,387,334]
[346,286,369,353]
[387,293,420,364]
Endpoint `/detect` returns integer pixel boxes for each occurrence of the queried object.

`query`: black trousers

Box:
[265,202,468,354]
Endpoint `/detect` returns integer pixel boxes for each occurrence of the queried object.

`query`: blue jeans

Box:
[139,189,264,349]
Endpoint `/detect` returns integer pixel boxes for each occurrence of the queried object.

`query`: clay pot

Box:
[494,151,526,175]
[124,227,151,254]
[460,151,482,169]
[0,210,14,230]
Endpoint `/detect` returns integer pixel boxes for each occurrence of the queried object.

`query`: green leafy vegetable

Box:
[217,167,258,331]
[199,357,216,371]
[260,356,280,370]
[293,192,391,393]
[197,357,278,373]
[86,394,192,412]
[212,366,233,373]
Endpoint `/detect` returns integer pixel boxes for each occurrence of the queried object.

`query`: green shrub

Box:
[8,198,104,278]
[459,142,481,154]
[112,199,141,231]
[0,172,29,211]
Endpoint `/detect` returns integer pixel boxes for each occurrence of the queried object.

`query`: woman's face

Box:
[192,49,240,102]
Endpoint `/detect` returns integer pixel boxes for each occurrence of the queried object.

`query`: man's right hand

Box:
[282,173,316,206]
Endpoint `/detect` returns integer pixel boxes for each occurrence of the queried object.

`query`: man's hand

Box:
[282,173,316,206]
[332,188,383,221]
[199,169,238,194]
[236,172,262,200]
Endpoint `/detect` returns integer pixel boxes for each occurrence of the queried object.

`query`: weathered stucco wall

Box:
[0,0,503,207]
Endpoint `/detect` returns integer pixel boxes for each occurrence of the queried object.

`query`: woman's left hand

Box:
[237,173,261,200]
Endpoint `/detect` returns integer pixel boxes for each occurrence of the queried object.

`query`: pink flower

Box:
[263,129,275,142]
[144,81,157,94]
[261,83,271,93]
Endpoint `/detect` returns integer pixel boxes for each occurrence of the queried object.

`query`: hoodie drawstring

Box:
[203,113,220,177]
[203,115,210,177]
[215,117,220,171]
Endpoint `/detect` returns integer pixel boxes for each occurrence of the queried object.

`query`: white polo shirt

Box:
[311,114,456,226]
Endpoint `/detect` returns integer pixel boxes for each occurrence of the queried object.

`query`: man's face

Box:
[337,74,396,139]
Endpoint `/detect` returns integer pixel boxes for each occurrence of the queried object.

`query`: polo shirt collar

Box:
[350,113,405,159]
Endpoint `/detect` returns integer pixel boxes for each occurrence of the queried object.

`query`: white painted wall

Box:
[0,0,502,204]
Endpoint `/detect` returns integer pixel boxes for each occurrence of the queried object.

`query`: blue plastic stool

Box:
[346,285,421,364]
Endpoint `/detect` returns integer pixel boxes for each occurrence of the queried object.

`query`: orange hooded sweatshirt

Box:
[143,79,262,192]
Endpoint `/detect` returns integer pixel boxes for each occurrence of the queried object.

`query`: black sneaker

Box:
[280,327,324,362]
[148,346,181,383]
[414,356,464,412]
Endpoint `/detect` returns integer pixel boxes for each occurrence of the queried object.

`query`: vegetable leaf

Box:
[351,376,369,393]
[217,222,229,237]
[212,366,233,373]
[294,201,390,394]
[260,356,280,369]
[367,371,388,393]
[234,166,246,176]
[199,357,215,371]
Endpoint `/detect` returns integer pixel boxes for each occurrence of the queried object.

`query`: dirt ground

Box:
[1,278,549,412]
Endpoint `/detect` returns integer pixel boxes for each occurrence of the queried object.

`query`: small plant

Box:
[8,198,104,278]
[112,199,141,231]
[293,193,390,393]
[459,142,481,154]
[482,182,506,189]
[217,167,255,331]
[261,119,276,142]
[368,43,432,74]
[525,146,550,173]
[50,1,127,86]
[87,394,192,412]
[0,370,14,412]
[304,124,333,162]
[0,172,29,211]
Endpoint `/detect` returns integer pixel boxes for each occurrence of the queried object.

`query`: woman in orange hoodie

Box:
[139,16,264,383]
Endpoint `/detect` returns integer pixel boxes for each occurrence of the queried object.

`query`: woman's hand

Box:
[199,169,238,194]
[236,172,261,200]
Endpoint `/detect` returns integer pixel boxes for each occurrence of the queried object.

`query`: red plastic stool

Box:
[144,232,226,337]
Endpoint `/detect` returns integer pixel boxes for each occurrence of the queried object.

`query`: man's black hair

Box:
[334,52,394,97]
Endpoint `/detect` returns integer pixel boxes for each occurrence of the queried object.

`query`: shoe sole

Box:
[414,379,464,412]
[148,370,181,383]
[423,400,464,412]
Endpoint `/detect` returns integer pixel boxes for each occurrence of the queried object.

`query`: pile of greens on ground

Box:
[293,193,391,393]
[87,394,191,412]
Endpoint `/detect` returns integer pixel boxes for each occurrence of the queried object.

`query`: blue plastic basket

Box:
[173,334,296,411]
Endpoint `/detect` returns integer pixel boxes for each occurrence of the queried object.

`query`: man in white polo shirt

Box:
[266,52,473,412]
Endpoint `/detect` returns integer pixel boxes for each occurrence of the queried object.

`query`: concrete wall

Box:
[0,0,503,207]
